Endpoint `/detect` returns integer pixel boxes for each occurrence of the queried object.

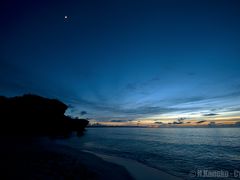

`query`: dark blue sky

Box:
[1,0,240,125]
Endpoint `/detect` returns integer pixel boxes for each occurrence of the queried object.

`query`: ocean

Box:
[57,128,240,179]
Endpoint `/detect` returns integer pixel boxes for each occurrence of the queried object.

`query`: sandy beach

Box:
[0,137,181,179]
[0,137,133,180]
[84,150,181,180]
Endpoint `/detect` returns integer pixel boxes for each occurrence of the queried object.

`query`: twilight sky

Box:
[1,0,240,126]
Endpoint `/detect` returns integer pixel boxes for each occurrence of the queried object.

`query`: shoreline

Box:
[84,150,181,180]
[1,137,181,179]
[0,137,133,180]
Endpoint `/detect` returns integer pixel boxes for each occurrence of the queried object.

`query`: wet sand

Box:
[84,150,181,180]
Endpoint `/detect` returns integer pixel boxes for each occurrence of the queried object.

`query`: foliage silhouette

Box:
[0,94,89,137]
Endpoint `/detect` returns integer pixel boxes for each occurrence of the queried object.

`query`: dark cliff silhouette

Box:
[0,94,89,137]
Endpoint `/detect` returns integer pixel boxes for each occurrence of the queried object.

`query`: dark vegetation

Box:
[0,95,134,180]
[0,94,89,137]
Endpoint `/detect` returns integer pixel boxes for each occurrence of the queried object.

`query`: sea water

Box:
[57,128,240,179]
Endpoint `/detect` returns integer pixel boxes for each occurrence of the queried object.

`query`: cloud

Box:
[171,117,187,124]
[173,121,183,124]
[197,120,206,124]
[60,85,240,122]
[234,122,240,127]
[227,107,240,112]
[165,96,207,107]
[80,111,87,115]
[154,121,163,124]
[110,120,129,122]
[125,77,160,92]
[177,117,187,121]
[65,94,205,121]
[208,122,216,126]
[203,113,218,116]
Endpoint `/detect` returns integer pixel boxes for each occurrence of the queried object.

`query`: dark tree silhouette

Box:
[0,94,89,137]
